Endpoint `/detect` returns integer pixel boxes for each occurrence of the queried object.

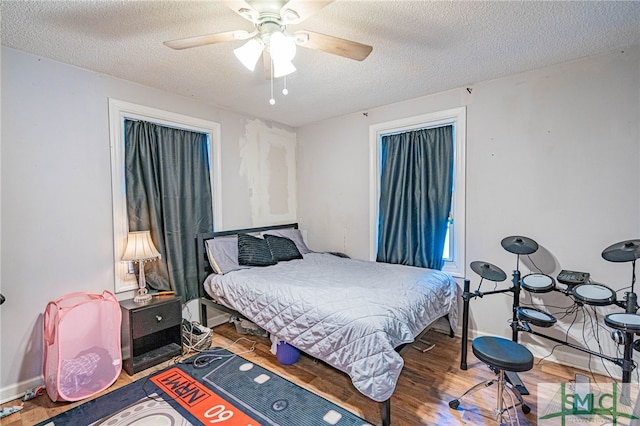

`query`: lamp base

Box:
[134,293,152,304]
[134,264,152,304]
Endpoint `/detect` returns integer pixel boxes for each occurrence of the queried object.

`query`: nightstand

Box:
[120,295,183,375]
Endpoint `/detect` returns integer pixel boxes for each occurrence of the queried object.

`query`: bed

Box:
[196,223,460,425]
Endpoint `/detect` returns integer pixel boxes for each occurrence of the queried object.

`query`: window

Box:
[369,107,466,277]
[108,99,223,293]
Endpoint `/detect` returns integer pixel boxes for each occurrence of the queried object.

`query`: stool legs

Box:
[449,378,495,408]
[497,370,505,416]
[449,369,531,423]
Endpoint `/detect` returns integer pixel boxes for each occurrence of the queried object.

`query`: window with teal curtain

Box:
[376,125,453,270]
[125,119,214,301]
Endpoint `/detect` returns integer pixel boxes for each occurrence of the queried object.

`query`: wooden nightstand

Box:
[120,295,183,375]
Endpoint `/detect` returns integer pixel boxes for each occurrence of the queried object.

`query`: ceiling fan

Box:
[163,0,373,78]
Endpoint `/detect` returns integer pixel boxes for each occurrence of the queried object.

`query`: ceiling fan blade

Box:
[222,0,259,21]
[281,0,334,23]
[164,31,240,50]
[295,31,372,61]
[263,49,272,79]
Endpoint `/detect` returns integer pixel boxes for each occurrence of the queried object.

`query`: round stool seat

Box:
[472,336,533,372]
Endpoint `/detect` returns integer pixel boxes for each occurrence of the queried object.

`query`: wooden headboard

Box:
[195,222,299,298]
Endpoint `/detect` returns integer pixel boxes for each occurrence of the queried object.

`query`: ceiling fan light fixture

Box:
[270,31,296,62]
[269,31,297,77]
[273,59,296,78]
[234,38,264,71]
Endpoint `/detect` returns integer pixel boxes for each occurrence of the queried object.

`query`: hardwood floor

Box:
[1,322,615,426]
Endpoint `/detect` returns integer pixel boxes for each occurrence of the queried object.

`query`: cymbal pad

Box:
[602,239,640,262]
[470,261,507,282]
[501,235,539,255]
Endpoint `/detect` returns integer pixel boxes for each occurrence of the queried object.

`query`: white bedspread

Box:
[204,252,459,402]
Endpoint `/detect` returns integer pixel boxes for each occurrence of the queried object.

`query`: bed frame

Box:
[195,222,453,426]
[196,223,299,326]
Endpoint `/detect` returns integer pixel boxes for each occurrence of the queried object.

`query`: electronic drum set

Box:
[460,236,640,384]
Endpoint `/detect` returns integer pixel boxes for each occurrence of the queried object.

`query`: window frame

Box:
[368,107,466,278]
[108,99,223,293]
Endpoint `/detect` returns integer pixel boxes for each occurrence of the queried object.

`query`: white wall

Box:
[0,47,296,402]
[2,44,639,402]
[297,47,640,377]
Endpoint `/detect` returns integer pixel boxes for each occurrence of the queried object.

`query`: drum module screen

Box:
[557,270,590,285]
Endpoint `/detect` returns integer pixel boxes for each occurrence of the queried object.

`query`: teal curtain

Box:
[125,120,214,302]
[376,126,453,270]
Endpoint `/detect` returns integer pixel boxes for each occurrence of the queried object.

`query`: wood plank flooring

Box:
[1,322,615,425]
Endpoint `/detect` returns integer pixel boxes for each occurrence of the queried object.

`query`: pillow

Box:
[205,237,249,274]
[261,228,312,254]
[238,233,277,267]
[264,234,303,262]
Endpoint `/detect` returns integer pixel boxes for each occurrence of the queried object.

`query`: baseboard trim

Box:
[0,375,44,405]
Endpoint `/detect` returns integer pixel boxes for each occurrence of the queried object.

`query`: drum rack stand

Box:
[460,269,639,394]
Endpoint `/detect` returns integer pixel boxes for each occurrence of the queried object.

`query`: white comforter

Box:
[204,252,459,402]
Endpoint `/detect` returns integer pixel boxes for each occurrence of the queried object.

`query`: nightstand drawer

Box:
[132,300,181,339]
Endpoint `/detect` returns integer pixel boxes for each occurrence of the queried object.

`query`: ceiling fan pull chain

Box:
[269,57,276,105]
[282,76,289,96]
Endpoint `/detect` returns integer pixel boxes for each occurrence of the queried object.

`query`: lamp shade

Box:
[234,38,264,72]
[270,32,296,77]
[270,32,296,62]
[273,60,296,78]
[122,231,161,262]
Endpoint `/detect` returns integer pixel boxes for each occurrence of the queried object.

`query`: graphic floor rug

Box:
[38,347,372,426]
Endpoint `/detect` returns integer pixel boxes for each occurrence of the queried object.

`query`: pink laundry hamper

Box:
[43,290,122,402]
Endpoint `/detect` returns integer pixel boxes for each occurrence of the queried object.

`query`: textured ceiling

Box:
[2,1,639,127]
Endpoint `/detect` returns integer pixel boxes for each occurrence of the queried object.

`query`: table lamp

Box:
[122,230,161,303]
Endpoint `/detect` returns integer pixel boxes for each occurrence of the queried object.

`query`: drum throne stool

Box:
[449,336,533,423]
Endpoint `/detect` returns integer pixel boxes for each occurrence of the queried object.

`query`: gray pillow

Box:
[261,228,311,254]
[205,236,250,274]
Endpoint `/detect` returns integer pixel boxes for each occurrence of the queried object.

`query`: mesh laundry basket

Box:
[43,291,122,402]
